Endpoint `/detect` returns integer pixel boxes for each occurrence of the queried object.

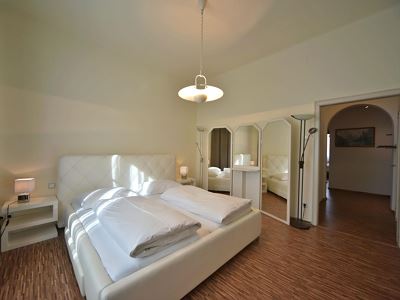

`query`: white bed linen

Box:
[95,196,200,257]
[161,186,251,224]
[71,195,216,282]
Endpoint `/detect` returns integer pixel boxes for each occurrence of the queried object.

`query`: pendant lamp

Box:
[178,0,223,103]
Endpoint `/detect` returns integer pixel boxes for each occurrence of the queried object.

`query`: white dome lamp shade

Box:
[178,75,223,103]
[178,0,223,103]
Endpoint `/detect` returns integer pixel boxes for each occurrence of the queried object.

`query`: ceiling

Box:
[2,0,398,77]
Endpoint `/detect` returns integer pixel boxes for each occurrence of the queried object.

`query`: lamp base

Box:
[17,194,30,203]
[290,217,312,230]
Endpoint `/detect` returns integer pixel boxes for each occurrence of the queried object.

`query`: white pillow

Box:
[223,168,231,174]
[208,167,221,177]
[139,180,180,196]
[77,187,137,210]
[218,170,231,179]
[271,173,289,181]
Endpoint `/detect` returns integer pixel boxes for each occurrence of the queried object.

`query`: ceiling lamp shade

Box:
[178,75,223,103]
[178,0,223,103]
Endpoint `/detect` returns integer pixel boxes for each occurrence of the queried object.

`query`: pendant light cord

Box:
[199,8,204,76]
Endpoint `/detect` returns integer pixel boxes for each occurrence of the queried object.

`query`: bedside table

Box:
[1,196,58,252]
[177,178,196,186]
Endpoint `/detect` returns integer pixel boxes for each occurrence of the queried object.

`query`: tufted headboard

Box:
[56,154,176,227]
[263,154,288,177]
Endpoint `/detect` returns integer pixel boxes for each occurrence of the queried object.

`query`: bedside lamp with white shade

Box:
[15,178,35,202]
[180,166,188,180]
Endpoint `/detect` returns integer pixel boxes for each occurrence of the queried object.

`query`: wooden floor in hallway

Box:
[319,188,396,245]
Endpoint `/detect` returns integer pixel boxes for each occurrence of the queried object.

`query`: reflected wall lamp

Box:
[180,166,189,180]
[178,0,223,103]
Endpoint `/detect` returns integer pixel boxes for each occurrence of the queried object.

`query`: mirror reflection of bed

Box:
[261,120,291,223]
[208,128,231,194]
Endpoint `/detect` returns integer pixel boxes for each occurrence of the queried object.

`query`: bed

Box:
[208,167,231,192]
[57,154,261,300]
[262,154,288,199]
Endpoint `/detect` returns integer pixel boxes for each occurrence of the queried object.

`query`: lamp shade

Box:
[178,85,223,103]
[14,178,35,194]
[291,114,314,121]
[180,166,189,178]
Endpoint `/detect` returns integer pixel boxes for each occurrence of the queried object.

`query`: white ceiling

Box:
[2,0,398,76]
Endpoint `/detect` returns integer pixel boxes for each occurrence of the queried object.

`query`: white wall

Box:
[233,126,259,165]
[262,121,290,157]
[196,4,400,223]
[328,105,394,195]
[0,10,197,205]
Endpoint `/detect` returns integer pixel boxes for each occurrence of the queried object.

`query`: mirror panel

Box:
[261,120,291,223]
[233,125,259,167]
[207,128,232,194]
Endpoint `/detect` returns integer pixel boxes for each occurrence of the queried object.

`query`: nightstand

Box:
[177,178,196,186]
[1,196,58,252]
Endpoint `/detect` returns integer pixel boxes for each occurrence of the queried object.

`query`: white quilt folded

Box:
[95,196,201,258]
[161,186,252,225]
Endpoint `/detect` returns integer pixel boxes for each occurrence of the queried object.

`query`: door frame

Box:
[312,88,400,246]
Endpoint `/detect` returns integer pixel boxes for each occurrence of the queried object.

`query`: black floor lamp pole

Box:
[290,114,317,230]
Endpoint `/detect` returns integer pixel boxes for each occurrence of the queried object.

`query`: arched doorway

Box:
[319,103,396,244]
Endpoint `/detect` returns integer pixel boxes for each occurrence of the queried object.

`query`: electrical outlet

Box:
[48,182,56,189]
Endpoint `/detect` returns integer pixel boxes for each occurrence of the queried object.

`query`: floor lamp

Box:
[196,127,205,188]
[291,114,318,230]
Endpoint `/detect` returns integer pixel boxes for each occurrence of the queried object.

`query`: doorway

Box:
[315,94,400,246]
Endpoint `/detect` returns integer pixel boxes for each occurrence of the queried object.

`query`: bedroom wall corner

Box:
[0,9,197,206]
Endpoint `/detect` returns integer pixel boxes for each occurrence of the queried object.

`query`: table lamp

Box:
[180,166,188,180]
[15,178,35,202]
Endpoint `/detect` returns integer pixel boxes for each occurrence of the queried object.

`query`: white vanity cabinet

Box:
[232,125,261,209]
[232,168,260,209]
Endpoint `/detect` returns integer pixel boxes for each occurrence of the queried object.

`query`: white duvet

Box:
[161,186,252,224]
[95,196,201,257]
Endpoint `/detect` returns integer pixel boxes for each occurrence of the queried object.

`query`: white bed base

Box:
[267,178,288,199]
[208,176,231,192]
[57,154,261,300]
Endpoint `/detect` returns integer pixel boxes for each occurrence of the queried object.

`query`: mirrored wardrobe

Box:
[207,127,232,194]
[261,120,291,224]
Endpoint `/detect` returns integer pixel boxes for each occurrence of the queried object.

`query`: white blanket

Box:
[95,196,201,257]
[161,186,252,224]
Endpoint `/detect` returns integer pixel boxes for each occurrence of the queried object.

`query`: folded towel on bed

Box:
[95,196,201,258]
[161,186,252,225]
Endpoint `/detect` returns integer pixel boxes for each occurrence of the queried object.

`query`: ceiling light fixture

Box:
[178,0,223,103]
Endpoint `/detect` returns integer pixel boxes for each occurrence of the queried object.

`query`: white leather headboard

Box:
[56,154,175,227]
[263,154,288,176]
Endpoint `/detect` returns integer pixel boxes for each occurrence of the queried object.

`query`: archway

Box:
[318,103,396,244]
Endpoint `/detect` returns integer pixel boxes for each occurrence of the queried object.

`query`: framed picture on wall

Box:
[335,127,375,147]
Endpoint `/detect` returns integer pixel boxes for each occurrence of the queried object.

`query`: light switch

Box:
[48,182,56,189]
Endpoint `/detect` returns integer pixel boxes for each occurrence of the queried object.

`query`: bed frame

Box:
[57,154,261,300]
